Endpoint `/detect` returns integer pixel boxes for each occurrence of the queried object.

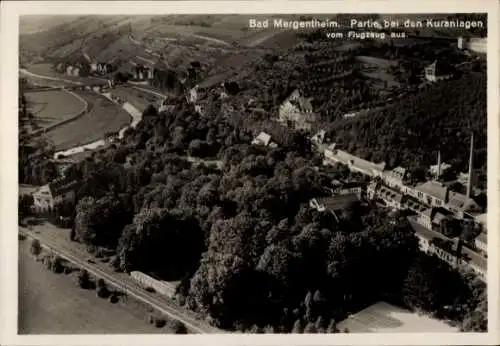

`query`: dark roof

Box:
[447,191,480,212]
[408,217,449,242]
[378,185,405,203]
[461,245,487,271]
[409,217,486,271]
[48,178,79,197]
[316,193,360,212]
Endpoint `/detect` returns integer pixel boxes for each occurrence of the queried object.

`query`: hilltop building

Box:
[251,132,278,148]
[278,89,317,130]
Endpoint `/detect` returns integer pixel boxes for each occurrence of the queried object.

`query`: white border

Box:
[1,1,499,346]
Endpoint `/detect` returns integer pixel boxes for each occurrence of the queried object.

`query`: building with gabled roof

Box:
[413,180,449,207]
[278,89,317,130]
[367,182,407,210]
[309,193,360,219]
[424,60,454,82]
[251,132,278,148]
[32,177,79,213]
[324,146,386,177]
[408,216,486,281]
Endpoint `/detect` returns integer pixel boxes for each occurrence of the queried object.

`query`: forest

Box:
[18,32,487,332]
[42,92,487,332]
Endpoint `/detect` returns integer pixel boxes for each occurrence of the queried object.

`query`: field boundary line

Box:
[22,89,90,140]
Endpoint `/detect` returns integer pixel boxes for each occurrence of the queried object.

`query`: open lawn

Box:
[336,301,459,333]
[25,90,87,128]
[18,240,166,334]
[45,91,131,151]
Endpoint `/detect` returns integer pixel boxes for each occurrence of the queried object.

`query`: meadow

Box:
[45,91,131,151]
[25,90,87,128]
[18,239,166,334]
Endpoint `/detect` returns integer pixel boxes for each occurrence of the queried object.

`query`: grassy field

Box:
[45,91,131,151]
[18,239,167,334]
[25,90,87,128]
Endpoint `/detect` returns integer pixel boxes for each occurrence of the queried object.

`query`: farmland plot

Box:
[25,90,87,128]
[45,91,131,151]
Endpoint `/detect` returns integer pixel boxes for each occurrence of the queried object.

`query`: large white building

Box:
[278,89,316,130]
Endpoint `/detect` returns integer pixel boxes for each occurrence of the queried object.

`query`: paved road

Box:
[20,68,82,85]
[19,227,222,334]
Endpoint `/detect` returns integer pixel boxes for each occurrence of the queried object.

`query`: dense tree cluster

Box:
[23,29,487,332]
[57,95,485,331]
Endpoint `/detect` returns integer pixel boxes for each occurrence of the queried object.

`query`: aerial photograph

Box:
[17,13,487,335]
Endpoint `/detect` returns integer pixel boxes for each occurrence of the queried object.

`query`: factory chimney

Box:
[466,133,474,200]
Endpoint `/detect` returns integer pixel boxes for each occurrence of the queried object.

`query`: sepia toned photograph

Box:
[1,1,498,346]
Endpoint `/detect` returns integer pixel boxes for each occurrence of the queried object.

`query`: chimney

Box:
[466,133,474,200]
[437,151,441,179]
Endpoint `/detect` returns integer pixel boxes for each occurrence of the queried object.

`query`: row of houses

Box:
[318,137,487,281]
[56,62,114,77]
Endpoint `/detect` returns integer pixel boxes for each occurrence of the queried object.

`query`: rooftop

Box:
[447,191,480,212]
[378,185,405,203]
[409,217,486,272]
[414,181,448,201]
[314,193,360,212]
[252,132,272,146]
[327,148,386,175]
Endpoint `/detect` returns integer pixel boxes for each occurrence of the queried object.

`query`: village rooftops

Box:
[414,181,449,201]
[286,89,314,113]
[251,132,277,148]
[409,217,450,243]
[409,217,486,273]
[377,185,406,204]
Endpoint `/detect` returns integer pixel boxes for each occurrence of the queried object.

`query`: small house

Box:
[251,132,278,148]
